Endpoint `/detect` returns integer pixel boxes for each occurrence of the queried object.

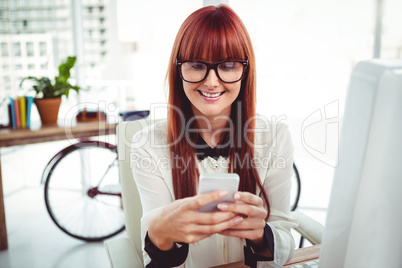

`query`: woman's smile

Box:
[198,90,225,100]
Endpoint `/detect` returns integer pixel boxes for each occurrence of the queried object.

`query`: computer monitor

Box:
[318,59,402,267]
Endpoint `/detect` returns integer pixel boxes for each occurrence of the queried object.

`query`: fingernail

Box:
[219,191,228,197]
[234,217,243,224]
[217,203,228,210]
[234,193,240,200]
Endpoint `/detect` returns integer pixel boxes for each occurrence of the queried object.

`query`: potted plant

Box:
[20,56,81,125]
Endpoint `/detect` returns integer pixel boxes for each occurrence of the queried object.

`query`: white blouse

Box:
[131,117,298,267]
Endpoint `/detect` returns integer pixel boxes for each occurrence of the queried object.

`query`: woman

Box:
[132,4,297,267]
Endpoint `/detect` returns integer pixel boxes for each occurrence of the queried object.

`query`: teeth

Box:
[200,91,222,98]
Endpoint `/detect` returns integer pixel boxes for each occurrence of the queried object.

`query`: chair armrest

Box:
[291,211,324,245]
[104,237,143,268]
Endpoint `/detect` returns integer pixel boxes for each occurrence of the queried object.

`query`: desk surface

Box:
[0,122,118,250]
[0,121,117,147]
[212,244,321,268]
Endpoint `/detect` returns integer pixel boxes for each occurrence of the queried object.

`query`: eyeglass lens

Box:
[181,62,244,83]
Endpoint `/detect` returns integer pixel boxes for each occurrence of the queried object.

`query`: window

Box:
[2,64,9,70]
[39,42,46,56]
[28,64,35,69]
[88,7,93,13]
[21,9,29,17]
[26,42,34,56]
[1,43,8,57]
[0,21,7,30]
[15,64,22,70]
[10,10,16,18]
[48,8,55,16]
[40,63,47,70]
[99,17,104,24]
[13,42,21,57]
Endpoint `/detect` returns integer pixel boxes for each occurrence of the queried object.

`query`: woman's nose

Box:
[203,69,220,88]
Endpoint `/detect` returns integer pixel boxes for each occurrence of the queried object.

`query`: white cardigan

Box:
[131,117,298,267]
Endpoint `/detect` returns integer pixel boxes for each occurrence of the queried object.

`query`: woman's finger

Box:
[190,211,237,225]
[193,216,244,234]
[223,217,266,230]
[217,202,267,219]
[233,191,263,207]
[187,190,228,210]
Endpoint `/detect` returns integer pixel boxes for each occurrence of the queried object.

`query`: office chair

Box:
[104,120,323,267]
[104,120,149,267]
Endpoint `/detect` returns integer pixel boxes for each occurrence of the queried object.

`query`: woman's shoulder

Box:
[254,114,290,138]
[252,114,292,154]
[132,119,168,150]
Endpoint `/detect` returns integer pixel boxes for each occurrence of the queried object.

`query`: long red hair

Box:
[166,5,270,217]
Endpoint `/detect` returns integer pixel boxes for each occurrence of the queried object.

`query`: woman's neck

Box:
[192,109,231,148]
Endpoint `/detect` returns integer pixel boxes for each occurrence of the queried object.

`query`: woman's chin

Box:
[197,109,227,118]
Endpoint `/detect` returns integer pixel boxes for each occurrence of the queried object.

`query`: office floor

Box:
[0,186,121,268]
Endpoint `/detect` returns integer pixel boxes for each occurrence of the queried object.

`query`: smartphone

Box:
[198,173,240,212]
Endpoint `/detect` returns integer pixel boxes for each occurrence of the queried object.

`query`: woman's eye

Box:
[190,63,206,70]
[219,62,235,71]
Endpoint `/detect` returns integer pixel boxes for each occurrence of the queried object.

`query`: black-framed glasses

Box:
[176,59,248,83]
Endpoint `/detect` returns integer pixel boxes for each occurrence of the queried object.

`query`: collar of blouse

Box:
[194,134,230,161]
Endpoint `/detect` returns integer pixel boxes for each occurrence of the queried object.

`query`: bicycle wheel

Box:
[43,140,125,241]
[290,163,301,211]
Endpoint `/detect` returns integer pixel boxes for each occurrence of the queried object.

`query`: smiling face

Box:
[182,67,241,119]
[167,5,256,134]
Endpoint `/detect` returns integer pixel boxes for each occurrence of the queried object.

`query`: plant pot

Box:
[34,97,62,125]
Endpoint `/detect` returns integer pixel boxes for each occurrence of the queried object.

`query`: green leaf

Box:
[20,56,80,99]
[20,76,40,88]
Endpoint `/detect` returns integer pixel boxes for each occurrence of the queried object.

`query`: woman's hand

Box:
[217,191,268,248]
[148,190,245,251]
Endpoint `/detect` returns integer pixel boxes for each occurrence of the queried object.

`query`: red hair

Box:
[166,5,270,217]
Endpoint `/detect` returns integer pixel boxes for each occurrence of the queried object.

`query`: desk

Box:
[0,122,117,250]
[212,244,321,268]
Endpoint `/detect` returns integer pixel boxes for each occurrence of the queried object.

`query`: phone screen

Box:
[198,173,239,212]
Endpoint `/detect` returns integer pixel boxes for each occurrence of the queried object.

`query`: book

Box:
[25,96,34,128]
[14,99,21,128]
[7,104,13,129]
[18,96,26,128]
[8,97,16,129]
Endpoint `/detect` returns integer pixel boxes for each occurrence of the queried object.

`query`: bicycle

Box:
[291,162,301,212]
[41,110,149,242]
[41,113,301,242]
